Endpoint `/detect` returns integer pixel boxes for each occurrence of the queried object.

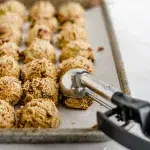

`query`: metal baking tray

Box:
[0,0,134,143]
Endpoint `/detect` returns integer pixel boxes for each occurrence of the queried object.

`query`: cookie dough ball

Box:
[55,25,87,48]
[0,4,7,16]
[17,99,60,128]
[0,42,19,61]
[22,77,58,105]
[31,17,59,32]
[23,39,56,63]
[0,76,22,105]
[21,58,57,82]
[0,0,26,19]
[60,17,86,30]
[0,100,15,128]
[30,1,55,22]
[64,97,93,110]
[0,55,20,78]
[59,40,94,62]
[58,56,94,77]
[0,24,22,45]
[0,12,24,30]
[58,2,85,23]
[26,24,52,45]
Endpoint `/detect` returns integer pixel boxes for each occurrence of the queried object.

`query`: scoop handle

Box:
[81,73,150,137]
[97,111,150,150]
[112,92,150,137]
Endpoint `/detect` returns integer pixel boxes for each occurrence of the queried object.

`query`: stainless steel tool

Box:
[60,68,150,150]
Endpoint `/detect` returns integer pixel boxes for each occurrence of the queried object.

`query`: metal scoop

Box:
[60,68,116,109]
[60,68,150,150]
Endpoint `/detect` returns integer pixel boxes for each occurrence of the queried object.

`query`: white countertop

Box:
[1,0,150,149]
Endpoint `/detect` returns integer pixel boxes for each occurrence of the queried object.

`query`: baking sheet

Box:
[0,1,132,143]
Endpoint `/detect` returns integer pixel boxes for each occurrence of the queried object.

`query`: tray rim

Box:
[0,0,134,143]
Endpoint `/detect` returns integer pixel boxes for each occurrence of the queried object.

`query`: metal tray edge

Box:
[101,2,131,96]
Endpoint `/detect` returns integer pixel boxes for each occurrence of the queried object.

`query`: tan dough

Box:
[17,99,60,128]
[58,2,85,23]
[59,40,94,62]
[0,55,20,78]
[64,97,93,110]
[23,39,56,63]
[58,56,94,78]
[29,0,55,22]
[22,77,58,105]
[55,24,87,48]
[0,12,24,30]
[31,17,59,33]
[0,42,19,61]
[0,100,15,128]
[0,0,26,19]
[21,58,57,82]
[0,24,22,45]
[0,76,22,105]
[26,24,52,46]
[60,18,87,30]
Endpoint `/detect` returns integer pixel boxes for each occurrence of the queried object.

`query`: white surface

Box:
[1,0,150,149]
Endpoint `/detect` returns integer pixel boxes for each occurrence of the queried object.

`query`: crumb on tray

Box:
[97,46,104,51]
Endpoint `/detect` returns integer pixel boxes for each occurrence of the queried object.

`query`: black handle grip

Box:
[97,112,150,150]
[112,92,150,137]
